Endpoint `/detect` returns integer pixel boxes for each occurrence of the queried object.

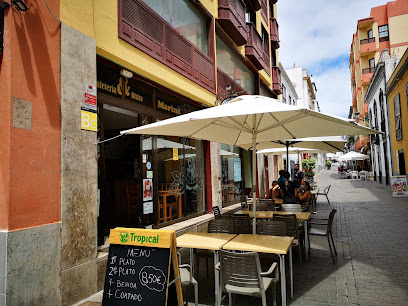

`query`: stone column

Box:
[60,23,98,306]
[210,142,222,209]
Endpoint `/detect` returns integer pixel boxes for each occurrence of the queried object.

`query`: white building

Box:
[286,66,319,111]
[279,62,298,106]
[365,49,399,185]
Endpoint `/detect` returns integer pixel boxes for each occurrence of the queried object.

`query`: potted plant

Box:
[301,158,316,182]
[326,160,332,170]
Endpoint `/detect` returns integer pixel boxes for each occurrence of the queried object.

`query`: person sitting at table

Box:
[296,181,312,211]
[266,181,281,200]
[278,171,297,203]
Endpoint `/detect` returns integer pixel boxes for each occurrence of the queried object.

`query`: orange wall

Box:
[0,0,61,230]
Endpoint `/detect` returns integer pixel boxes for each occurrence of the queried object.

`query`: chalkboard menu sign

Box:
[102,228,182,306]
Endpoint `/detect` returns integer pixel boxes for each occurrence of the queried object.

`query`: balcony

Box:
[118,0,215,93]
[360,37,376,55]
[245,23,264,70]
[248,0,261,11]
[270,18,279,49]
[362,67,374,85]
[272,66,281,94]
[217,68,247,96]
[218,0,248,46]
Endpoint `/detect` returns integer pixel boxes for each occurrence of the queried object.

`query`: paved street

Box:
[182,167,408,305]
[79,167,408,306]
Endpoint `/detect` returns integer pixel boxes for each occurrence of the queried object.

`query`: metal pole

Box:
[252,128,257,235]
[286,141,289,171]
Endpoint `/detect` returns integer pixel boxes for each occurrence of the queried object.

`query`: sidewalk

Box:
[78,168,408,305]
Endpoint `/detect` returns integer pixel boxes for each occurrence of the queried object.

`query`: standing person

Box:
[293,163,304,188]
[277,169,286,184]
[278,171,297,203]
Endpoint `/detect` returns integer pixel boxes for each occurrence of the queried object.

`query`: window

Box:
[216,35,255,93]
[269,1,274,18]
[142,0,208,54]
[281,84,286,104]
[394,94,402,140]
[245,9,256,24]
[288,95,292,105]
[378,25,389,42]
[262,26,269,55]
[220,144,243,205]
[271,49,277,66]
[398,150,406,175]
[368,109,373,128]
[367,29,373,39]
[373,100,378,129]
[369,58,375,68]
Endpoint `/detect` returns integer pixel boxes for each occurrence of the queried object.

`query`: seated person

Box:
[296,181,312,211]
[278,171,297,204]
[266,181,281,200]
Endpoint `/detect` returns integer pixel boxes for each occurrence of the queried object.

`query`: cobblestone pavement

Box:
[184,168,408,305]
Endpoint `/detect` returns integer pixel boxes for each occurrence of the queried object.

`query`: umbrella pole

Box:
[286,141,289,171]
[252,130,257,235]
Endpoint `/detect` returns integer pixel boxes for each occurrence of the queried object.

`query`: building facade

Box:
[365,49,398,185]
[386,48,408,178]
[349,0,408,153]
[0,0,281,304]
[286,66,319,111]
[279,62,298,106]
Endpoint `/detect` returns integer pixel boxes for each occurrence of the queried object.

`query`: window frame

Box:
[394,94,402,141]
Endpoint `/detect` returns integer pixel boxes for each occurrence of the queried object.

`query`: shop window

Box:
[216,35,255,93]
[141,0,208,55]
[394,94,402,140]
[221,144,244,205]
[157,136,205,222]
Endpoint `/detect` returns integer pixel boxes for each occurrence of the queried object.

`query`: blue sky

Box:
[278,0,387,118]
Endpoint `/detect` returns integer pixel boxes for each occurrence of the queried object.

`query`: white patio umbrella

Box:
[338,151,369,161]
[142,138,194,150]
[257,147,329,155]
[121,95,379,233]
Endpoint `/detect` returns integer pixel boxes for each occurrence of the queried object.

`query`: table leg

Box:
[177,195,182,219]
[304,220,309,260]
[279,254,286,306]
[289,247,293,299]
[214,250,219,306]
[190,248,195,278]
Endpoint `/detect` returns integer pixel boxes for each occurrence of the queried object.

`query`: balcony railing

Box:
[270,17,279,49]
[218,0,248,46]
[379,36,389,42]
[272,66,281,94]
[245,23,264,71]
[360,37,375,45]
[118,0,215,93]
[362,67,375,74]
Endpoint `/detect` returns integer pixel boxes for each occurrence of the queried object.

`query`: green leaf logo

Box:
[120,232,129,243]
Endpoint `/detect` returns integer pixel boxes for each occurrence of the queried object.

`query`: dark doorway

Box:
[398,150,406,175]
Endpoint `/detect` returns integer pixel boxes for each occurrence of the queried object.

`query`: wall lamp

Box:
[12,0,28,11]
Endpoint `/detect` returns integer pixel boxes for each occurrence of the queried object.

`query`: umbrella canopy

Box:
[257,147,329,155]
[338,151,369,161]
[121,95,379,233]
[142,138,194,150]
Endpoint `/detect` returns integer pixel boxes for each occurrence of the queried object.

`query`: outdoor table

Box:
[176,232,237,305]
[234,210,311,260]
[222,234,294,305]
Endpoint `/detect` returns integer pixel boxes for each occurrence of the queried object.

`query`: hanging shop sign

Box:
[84,84,97,110]
[102,228,183,305]
[81,108,97,132]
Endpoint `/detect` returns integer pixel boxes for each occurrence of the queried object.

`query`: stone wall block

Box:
[6,223,61,305]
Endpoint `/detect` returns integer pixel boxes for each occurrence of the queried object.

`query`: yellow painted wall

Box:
[60,0,95,38]
[387,52,408,173]
[199,0,217,18]
[389,14,408,45]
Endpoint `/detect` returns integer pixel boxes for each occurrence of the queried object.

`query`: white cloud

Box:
[277,0,386,116]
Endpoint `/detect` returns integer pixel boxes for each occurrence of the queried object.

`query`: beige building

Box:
[349,0,408,152]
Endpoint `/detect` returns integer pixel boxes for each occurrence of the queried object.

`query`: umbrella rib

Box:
[262,112,304,137]
[255,113,264,131]
[226,116,252,133]
[322,141,344,152]
[186,118,249,138]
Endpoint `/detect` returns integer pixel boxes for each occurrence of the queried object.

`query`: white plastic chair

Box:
[351,171,359,179]
[359,171,367,180]
[178,252,198,306]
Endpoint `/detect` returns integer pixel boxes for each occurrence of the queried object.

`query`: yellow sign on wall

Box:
[173,148,178,161]
[81,108,97,132]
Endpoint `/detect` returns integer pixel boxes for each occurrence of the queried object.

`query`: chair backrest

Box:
[208,219,234,234]
[232,214,252,234]
[257,220,286,236]
[272,214,299,238]
[219,250,264,291]
[326,209,337,234]
[256,203,268,211]
[324,185,331,194]
[212,206,221,218]
[281,204,302,212]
